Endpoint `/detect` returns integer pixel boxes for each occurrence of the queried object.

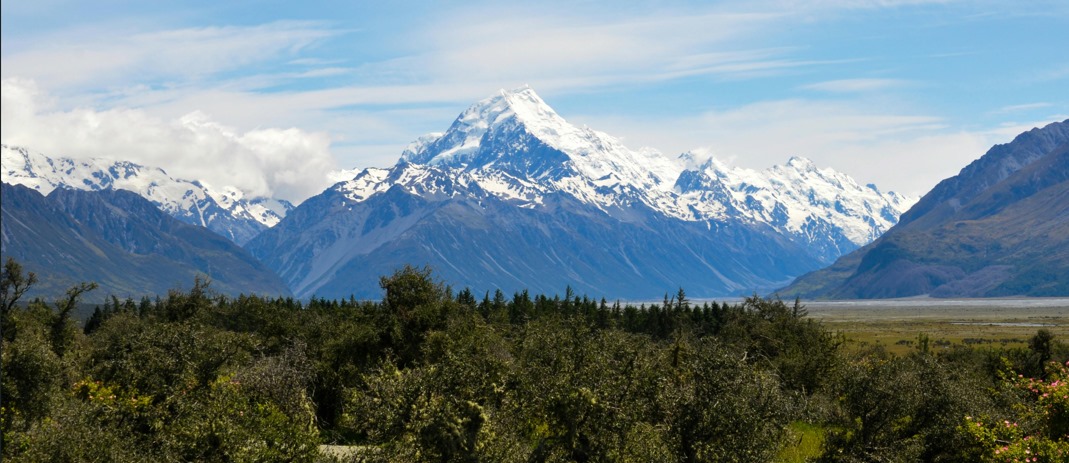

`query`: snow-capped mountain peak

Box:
[397,87,682,213]
[785,156,815,169]
[206,183,293,229]
[340,88,915,262]
[667,151,915,260]
[247,87,921,299]
[401,87,574,168]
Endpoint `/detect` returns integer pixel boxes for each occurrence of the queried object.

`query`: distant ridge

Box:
[2,144,293,245]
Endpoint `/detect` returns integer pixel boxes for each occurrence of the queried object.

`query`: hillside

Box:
[780,120,1069,298]
[1,182,291,299]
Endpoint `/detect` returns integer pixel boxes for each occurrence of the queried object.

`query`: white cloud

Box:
[1,78,337,203]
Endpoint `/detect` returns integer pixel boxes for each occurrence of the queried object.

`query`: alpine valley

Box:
[246,88,913,300]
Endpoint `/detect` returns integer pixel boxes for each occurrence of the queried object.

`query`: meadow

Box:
[805,299,1069,355]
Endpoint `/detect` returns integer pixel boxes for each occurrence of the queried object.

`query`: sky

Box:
[2,0,1067,204]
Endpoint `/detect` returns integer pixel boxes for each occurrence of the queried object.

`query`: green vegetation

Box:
[2,258,1068,462]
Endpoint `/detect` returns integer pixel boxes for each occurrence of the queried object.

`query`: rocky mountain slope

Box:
[780,119,1069,298]
[1,182,292,299]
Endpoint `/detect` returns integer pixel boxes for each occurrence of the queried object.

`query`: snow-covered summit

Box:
[338,87,914,261]
[401,87,563,166]
[1,144,291,244]
[670,151,913,260]
[401,87,679,189]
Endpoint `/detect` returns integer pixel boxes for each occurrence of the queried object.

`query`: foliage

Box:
[959,360,1069,462]
[777,422,827,463]
[818,348,1005,462]
[2,259,1067,462]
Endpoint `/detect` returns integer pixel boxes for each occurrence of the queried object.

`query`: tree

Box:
[1029,329,1054,378]
[820,352,996,462]
[381,265,444,315]
[1,258,36,313]
[1,258,38,341]
[50,281,97,357]
[379,265,448,365]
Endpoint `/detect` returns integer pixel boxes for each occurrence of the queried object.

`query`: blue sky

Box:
[2,0,1067,202]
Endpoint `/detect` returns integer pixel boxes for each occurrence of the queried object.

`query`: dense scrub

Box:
[2,259,1067,462]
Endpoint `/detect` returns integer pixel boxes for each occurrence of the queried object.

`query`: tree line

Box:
[2,259,1067,462]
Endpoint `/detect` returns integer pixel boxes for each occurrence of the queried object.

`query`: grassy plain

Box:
[803,298,1069,355]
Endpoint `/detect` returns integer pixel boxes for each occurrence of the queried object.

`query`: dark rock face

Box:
[1,183,291,299]
[780,120,1069,298]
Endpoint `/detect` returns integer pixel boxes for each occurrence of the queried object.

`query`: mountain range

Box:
[11,87,991,301]
[780,119,1069,298]
[0,182,291,298]
[246,87,913,300]
[6,89,1061,301]
[2,144,292,245]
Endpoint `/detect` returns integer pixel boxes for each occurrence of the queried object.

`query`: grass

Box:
[830,319,1066,355]
[803,300,1069,355]
[775,421,827,463]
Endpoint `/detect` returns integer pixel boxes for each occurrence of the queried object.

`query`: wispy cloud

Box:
[401,9,813,91]
[801,78,913,93]
[0,21,340,92]
[992,102,1053,114]
[1024,64,1069,84]
[784,0,957,8]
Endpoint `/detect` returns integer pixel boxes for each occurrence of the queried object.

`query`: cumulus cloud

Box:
[1,78,337,203]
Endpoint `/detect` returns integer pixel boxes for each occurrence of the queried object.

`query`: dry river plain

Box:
[800,298,1069,354]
